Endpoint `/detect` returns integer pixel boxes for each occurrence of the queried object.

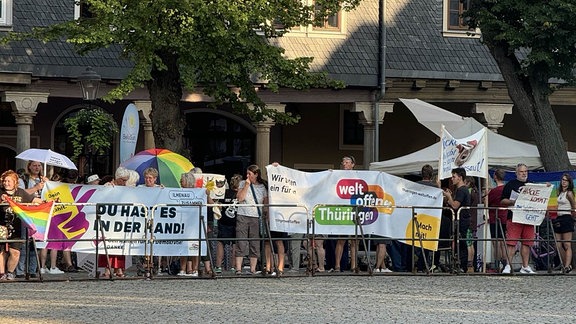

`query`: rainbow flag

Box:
[6,197,54,241]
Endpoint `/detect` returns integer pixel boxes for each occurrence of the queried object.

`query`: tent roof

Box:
[370,99,576,174]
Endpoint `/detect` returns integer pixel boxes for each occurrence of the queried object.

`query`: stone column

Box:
[473,103,513,133]
[253,103,285,171]
[254,120,276,170]
[133,100,155,149]
[1,91,49,170]
[352,102,394,169]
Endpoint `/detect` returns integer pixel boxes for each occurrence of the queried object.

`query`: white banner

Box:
[266,165,444,251]
[42,181,207,256]
[439,125,488,179]
[512,183,554,226]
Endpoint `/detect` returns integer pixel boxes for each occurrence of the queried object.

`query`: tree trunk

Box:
[490,46,572,171]
[147,51,187,157]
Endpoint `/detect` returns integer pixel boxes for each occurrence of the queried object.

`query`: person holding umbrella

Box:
[18,161,49,198]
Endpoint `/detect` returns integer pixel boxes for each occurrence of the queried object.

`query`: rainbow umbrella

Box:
[120,148,193,187]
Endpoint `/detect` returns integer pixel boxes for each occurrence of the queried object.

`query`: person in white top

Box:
[234,164,268,275]
[553,173,576,273]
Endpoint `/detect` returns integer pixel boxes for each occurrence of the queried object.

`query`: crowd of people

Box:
[1,156,575,281]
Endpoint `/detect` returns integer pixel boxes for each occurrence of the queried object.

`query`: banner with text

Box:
[511,183,554,226]
[41,181,207,256]
[439,125,488,180]
[266,165,444,251]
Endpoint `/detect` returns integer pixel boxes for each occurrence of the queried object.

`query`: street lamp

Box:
[77,67,101,175]
[78,67,101,101]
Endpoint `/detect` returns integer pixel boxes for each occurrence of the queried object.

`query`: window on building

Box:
[74,0,94,20]
[443,0,479,38]
[339,106,363,150]
[447,0,470,30]
[312,2,342,31]
[280,0,346,37]
[0,0,13,27]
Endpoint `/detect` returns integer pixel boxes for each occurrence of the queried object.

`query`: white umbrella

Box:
[16,148,77,175]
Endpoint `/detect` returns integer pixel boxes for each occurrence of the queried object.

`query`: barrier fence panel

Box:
[3,201,576,281]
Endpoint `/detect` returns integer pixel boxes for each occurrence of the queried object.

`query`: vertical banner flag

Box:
[439,125,488,179]
[119,103,140,164]
[6,197,55,241]
[511,183,554,226]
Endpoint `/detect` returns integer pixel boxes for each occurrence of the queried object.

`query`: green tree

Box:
[4,0,359,156]
[465,0,576,171]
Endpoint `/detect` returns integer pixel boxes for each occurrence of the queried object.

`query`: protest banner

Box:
[266,165,444,251]
[511,183,554,226]
[439,125,488,179]
[41,181,207,256]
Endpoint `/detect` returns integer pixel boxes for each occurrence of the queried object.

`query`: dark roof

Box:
[386,1,502,81]
[1,0,132,79]
[1,0,502,86]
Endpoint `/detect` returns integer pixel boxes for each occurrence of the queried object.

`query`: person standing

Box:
[234,164,267,275]
[553,173,576,273]
[500,163,535,274]
[0,170,42,280]
[214,174,241,274]
[487,169,507,271]
[16,161,48,278]
[442,167,471,273]
[333,156,358,272]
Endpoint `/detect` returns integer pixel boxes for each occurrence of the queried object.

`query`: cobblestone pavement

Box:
[1,271,575,323]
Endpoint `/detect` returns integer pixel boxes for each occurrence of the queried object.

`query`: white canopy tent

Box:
[370,99,576,174]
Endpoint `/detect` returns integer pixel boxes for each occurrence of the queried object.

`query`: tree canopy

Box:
[4,0,360,154]
[466,0,576,170]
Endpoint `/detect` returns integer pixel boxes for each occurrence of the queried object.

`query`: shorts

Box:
[217,224,236,245]
[466,229,475,247]
[552,214,575,234]
[490,222,507,239]
[371,235,389,245]
[506,219,535,247]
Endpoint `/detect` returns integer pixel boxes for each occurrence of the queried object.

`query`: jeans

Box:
[16,240,38,275]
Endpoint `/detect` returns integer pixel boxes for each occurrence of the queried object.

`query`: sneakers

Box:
[177,270,187,276]
[520,266,535,274]
[4,272,15,280]
[187,271,199,277]
[381,268,393,273]
[374,268,381,273]
[214,267,222,274]
[48,267,65,275]
[40,267,47,274]
[502,264,511,274]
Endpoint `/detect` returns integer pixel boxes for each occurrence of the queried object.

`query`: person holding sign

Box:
[553,173,576,273]
[500,163,535,274]
[333,156,358,273]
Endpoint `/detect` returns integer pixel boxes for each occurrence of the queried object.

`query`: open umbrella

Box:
[120,148,193,187]
[16,148,77,176]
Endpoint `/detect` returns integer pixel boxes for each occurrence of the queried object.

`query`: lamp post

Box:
[77,67,101,175]
[78,66,101,101]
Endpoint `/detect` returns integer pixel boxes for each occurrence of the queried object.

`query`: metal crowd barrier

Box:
[3,202,575,281]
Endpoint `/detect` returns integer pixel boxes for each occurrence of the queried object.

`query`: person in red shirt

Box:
[487,169,507,271]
